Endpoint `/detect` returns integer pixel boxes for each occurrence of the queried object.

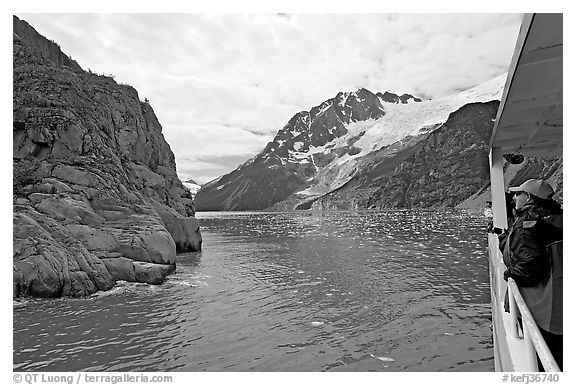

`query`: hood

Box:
[519,202,563,234]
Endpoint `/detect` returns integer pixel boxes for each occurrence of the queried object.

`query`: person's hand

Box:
[488,225,505,235]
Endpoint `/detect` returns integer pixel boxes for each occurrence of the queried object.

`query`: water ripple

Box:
[14,210,493,372]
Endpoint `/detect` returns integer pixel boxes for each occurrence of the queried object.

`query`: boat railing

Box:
[507,278,561,372]
[487,233,560,372]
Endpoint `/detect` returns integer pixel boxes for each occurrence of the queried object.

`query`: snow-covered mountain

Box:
[195,74,507,211]
[335,74,505,160]
[181,178,202,197]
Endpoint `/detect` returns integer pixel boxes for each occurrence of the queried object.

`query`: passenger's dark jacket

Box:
[498,200,563,335]
[498,202,562,286]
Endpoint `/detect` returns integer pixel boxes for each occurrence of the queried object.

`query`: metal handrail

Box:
[507,278,561,372]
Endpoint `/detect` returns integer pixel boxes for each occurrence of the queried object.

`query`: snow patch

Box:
[317,103,331,116]
[337,93,349,107]
[181,180,202,195]
[276,155,286,165]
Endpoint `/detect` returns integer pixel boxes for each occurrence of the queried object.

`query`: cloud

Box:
[162,122,270,180]
[176,153,260,184]
[17,13,524,182]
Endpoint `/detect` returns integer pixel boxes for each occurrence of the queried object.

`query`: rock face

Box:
[13,16,202,298]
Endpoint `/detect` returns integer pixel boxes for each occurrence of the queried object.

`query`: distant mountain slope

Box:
[311,101,499,209]
[181,178,202,197]
[196,75,507,211]
[196,88,391,210]
[457,156,563,209]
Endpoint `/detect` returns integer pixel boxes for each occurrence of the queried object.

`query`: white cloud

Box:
[165,123,270,159]
[16,13,524,182]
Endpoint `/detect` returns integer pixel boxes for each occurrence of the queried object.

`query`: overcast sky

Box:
[16,12,524,184]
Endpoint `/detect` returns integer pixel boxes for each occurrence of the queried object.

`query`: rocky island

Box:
[13,16,202,298]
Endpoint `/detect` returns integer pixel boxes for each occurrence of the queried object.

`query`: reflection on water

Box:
[13,210,493,371]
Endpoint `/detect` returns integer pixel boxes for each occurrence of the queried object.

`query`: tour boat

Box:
[487,13,562,372]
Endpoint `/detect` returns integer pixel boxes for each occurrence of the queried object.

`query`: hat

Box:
[509,179,554,200]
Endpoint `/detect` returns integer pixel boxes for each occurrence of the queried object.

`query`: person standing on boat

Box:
[484,201,494,233]
[484,201,493,219]
[498,179,563,370]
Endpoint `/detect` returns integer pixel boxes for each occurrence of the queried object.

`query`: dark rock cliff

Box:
[13,16,202,298]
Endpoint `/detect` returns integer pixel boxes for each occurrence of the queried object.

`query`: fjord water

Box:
[13,210,493,372]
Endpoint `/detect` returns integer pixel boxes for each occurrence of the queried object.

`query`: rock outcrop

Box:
[13,16,202,298]
[376,91,422,104]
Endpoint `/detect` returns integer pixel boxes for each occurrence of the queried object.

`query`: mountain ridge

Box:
[196,74,509,211]
[310,101,499,210]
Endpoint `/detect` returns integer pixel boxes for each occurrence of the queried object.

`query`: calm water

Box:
[13,210,493,372]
